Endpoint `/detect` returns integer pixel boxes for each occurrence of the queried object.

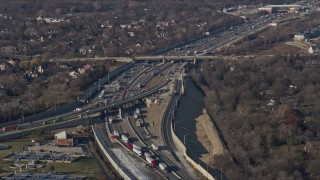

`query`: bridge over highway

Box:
[49,55,235,62]
[47,54,283,63]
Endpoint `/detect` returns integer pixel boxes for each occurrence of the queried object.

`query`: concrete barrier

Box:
[171,121,215,180]
[91,126,134,180]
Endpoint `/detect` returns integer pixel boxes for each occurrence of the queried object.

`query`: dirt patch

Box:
[142,86,172,146]
[195,108,224,164]
[248,42,302,55]
[285,40,312,53]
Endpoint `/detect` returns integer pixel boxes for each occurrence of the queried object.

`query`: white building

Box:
[309,45,320,54]
[294,34,305,41]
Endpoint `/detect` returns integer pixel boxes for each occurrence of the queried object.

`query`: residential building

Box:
[69,71,78,79]
[294,34,305,41]
[79,46,92,55]
[78,64,93,74]
[0,64,7,71]
[309,45,320,54]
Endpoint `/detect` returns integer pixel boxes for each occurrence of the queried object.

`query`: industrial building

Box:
[54,131,74,146]
[258,5,301,13]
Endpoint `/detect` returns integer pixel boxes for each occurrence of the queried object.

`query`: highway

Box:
[0,63,134,129]
[0,83,168,140]
[111,62,180,179]
[2,2,318,178]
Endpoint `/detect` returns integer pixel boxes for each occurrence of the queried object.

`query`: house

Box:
[36,15,43,21]
[69,71,78,78]
[25,70,38,78]
[54,131,73,146]
[120,24,127,29]
[128,32,135,37]
[0,64,8,71]
[79,46,92,55]
[308,45,320,54]
[78,64,93,74]
[37,65,44,74]
[7,59,16,66]
[1,46,17,55]
[267,99,276,106]
[294,34,305,41]
[0,89,6,97]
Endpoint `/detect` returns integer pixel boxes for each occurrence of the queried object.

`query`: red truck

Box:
[146,156,156,167]
[2,125,19,132]
[127,143,133,150]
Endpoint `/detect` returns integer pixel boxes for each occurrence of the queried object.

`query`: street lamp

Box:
[180,126,187,132]
[98,78,101,91]
[184,133,190,145]
[173,121,180,131]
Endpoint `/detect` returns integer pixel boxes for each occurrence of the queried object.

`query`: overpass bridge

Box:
[48,54,284,64]
[133,55,232,61]
[49,55,237,63]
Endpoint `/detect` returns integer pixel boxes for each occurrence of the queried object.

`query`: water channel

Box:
[174,77,223,179]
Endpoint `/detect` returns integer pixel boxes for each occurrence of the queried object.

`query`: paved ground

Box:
[29,145,84,155]
[110,148,155,180]
[142,64,177,146]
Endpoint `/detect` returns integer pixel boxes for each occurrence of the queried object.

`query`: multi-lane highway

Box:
[2,2,318,178]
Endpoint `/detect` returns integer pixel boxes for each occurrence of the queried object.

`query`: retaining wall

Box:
[171,121,215,180]
[91,126,134,180]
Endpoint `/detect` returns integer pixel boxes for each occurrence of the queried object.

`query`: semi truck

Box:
[146,156,156,167]
[134,112,139,119]
[144,152,151,157]
[159,163,168,172]
[135,108,140,114]
[111,134,117,139]
[151,143,159,150]
[127,143,133,150]
[2,125,19,132]
[136,119,143,127]
[133,147,142,156]
[121,134,129,143]
[113,130,120,138]
[108,116,115,124]
[133,144,141,150]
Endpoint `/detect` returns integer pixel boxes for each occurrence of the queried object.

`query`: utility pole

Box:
[90,89,92,101]
[22,108,24,124]
[98,78,101,91]
[207,147,211,179]
[32,100,35,116]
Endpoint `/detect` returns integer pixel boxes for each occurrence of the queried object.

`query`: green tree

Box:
[32,129,45,140]
[49,165,55,174]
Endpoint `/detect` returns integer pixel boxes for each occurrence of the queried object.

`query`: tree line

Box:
[192,55,320,179]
